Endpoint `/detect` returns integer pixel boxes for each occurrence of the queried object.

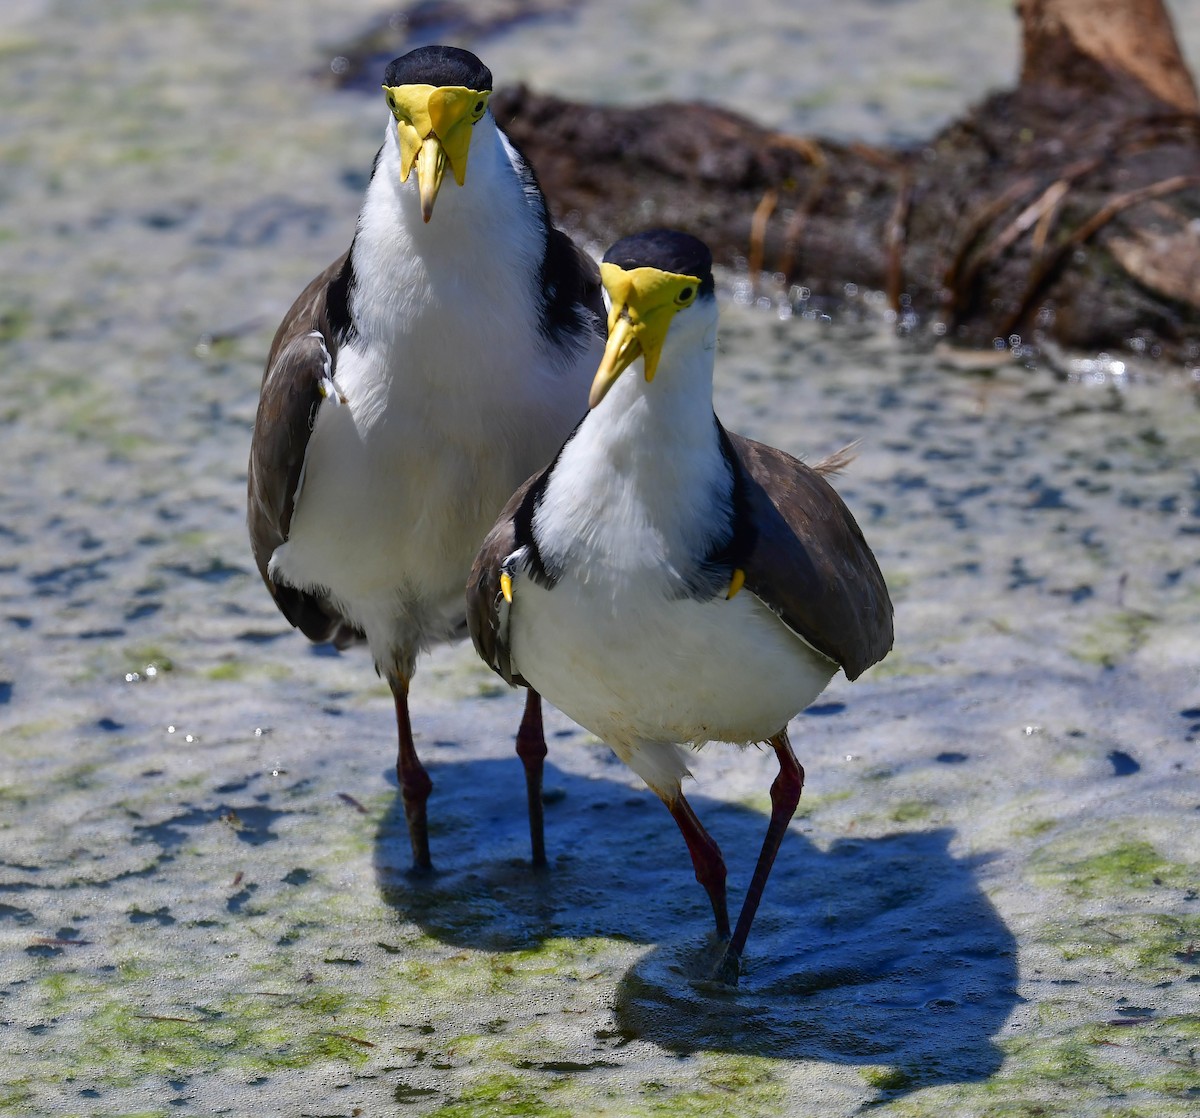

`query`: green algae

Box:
[426,1071,571,1118]
[862,1064,919,1091]
[1038,912,1200,988]
[1097,1108,1200,1117]
[0,778,34,810]
[1014,816,1057,839]
[890,799,935,823]
[205,659,290,682]
[0,301,32,343]
[792,788,853,818]
[1030,838,1194,897]
[31,970,387,1087]
[620,1054,784,1117]
[878,1017,1200,1117]
[120,644,176,676]
[1068,609,1158,667]
[0,1080,35,1113]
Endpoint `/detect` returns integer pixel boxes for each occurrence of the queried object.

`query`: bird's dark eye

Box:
[677,287,694,304]
[474,100,485,115]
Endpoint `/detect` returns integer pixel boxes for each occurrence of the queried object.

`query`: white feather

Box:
[269,113,601,677]
[506,297,836,800]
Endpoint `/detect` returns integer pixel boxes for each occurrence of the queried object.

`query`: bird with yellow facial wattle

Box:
[248,46,605,873]
[468,228,893,982]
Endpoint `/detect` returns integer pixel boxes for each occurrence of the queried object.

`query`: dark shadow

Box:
[373,757,1018,1099]
[613,827,1017,1101]
[373,754,686,952]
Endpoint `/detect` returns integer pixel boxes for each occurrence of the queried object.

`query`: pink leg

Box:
[515,688,549,867]
[390,675,432,872]
[719,730,805,978]
[664,791,731,942]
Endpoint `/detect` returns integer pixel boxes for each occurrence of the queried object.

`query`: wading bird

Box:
[248,46,604,871]
[469,229,892,980]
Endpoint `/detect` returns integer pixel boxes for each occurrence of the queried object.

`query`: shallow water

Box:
[2,2,1199,1115]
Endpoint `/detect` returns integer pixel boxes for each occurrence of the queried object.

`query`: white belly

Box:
[277,400,520,609]
[271,347,587,661]
[509,574,837,757]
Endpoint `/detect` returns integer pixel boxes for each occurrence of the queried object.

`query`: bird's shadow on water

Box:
[373,756,1018,1097]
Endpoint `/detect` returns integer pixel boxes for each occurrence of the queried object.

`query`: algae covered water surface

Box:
[2,1,1199,1115]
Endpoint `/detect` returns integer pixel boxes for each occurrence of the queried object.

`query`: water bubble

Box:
[330,56,349,76]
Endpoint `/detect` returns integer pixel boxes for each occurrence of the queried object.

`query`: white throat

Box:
[348,118,546,384]
[268,112,596,667]
[534,300,729,587]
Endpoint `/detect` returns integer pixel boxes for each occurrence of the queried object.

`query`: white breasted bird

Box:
[468,229,893,980]
[248,46,605,872]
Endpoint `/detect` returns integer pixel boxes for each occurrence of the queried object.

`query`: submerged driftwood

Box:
[487,0,1200,362]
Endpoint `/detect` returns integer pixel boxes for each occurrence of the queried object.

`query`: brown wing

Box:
[247,254,360,645]
[466,473,543,688]
[544,224,606,328]
[728,431,893,681]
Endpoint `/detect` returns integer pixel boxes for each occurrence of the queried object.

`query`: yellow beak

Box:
[589,314,643,409]
[589,262,701,408]
[413,135,448,224]
[384,83,490,222]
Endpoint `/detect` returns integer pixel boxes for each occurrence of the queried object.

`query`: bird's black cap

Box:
[602,229,715,295]
[383,46,493,91]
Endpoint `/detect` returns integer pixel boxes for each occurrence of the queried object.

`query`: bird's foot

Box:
[681,934,742,990]
[404,858,436,881]
[710,944,742,987]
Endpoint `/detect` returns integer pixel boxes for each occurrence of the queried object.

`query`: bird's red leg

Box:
[515,687,548,867]
[390,674,433,872]
[664,791,731,941]
[721,729,805,976]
